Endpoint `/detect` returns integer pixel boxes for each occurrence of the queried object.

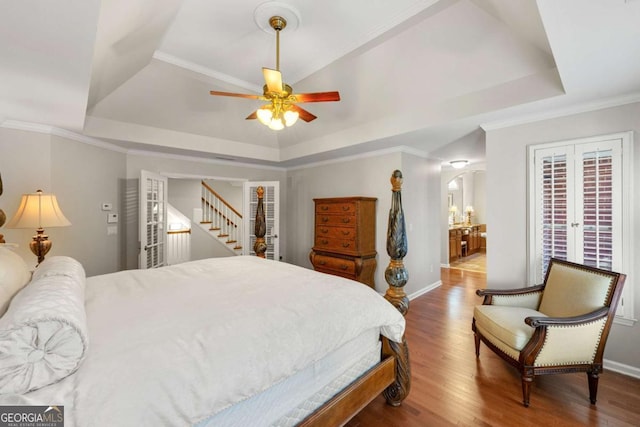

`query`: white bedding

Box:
[201,328,381,427]
[2,256,405,426]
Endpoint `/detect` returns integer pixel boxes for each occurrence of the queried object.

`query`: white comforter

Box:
[5,256,405,426]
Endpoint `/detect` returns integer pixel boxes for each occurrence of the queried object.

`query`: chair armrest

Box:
[521,307,610,367]
[525,307,608,327]
[476,285,545,307]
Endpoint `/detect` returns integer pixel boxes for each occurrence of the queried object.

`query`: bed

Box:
[0,171,411,426]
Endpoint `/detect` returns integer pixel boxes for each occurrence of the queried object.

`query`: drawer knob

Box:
[321,239,328,244]
[319,260,326,265]
[342,206,350,211]
[342,218,350,223]
[342,242,350,248]
[341,230,350,236]
[322,217,329,222]
[321,206,329,211]
[340,264,348,270]
[321,228,329,233]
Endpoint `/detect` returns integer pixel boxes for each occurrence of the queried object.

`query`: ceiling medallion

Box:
[254,2,301,34]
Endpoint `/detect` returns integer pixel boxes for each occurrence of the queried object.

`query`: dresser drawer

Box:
[316,226,356,240]
[315,202,357,215]
[316,214,356,227]
[312,254,356,275]
[315,236,356,252]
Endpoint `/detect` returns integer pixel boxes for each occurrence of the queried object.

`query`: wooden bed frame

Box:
[252,170,411,426]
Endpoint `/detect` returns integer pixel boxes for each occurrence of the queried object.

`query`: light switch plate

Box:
[101,203,113,211]
[107,213,118,223]
[107,226,118,235]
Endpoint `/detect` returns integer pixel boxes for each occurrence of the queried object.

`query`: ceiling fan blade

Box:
[290,105,317,122]
[209,90,263,100]
[263,68,284,94]
[292,91,340,103]
[246,111,258,120]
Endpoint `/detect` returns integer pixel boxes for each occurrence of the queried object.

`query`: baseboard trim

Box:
[604,358,640,379]
[408,280,442,301]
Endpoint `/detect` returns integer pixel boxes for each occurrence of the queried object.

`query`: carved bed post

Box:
[253,186,267,258]
[0,173,5,243]
[382,170,411,406]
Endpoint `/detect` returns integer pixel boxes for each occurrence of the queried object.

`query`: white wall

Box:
[485,101,640,371]
[50,135,126,275]
[473,170,486,224]
[286,151,441,296]
[0,128,126,276]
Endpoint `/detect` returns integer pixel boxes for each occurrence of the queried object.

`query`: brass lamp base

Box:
[30,228,52,265]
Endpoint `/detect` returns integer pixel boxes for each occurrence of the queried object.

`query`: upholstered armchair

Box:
[472,258,626,407]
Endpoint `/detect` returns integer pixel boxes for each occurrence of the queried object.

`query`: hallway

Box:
[449,251,486,273]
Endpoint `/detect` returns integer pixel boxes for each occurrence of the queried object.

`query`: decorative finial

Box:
[391,170,403,192]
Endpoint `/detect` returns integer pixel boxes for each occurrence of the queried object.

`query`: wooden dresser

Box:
[309,197,377,288]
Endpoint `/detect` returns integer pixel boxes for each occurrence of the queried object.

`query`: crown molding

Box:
[0,120,128,153]
[287,145,429,171]
[153,51,263,93]
[126,149,287,171]
[2,119,286,170]
[2,120,432,172]
[480,92,640,131]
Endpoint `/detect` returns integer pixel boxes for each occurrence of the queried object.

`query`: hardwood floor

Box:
[449,252,486,273]
[347,268,640,427]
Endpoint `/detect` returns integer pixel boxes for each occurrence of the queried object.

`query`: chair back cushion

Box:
[538,261,615,317]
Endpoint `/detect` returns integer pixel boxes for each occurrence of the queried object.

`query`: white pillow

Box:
[0,247,31,316]
[0,256,88,395]
[31,255,86,282]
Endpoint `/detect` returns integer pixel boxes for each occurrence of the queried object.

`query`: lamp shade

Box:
[6,190,71,229]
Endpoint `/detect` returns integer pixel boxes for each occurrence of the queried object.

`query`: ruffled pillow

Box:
[0,247,32,316]
[0,256,88,395]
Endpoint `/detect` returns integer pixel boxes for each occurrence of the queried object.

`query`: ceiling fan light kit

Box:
[209,6,340,131]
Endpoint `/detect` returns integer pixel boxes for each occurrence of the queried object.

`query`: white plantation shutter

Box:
[576,144,619,271]
[139,170,167,269]
[529,133,632,321]
[536,148,571,281]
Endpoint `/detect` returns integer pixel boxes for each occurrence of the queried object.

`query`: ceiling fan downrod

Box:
[269,16,287,71]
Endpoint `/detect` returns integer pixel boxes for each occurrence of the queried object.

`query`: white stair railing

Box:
[201,181,243,252]
[167,204,191,265]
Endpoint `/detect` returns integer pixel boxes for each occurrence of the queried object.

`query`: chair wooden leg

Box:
[587,371,599,404]
[521,375,533,407]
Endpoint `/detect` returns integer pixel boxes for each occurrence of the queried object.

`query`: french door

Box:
[243,181,279,260]
[528,132,633,319]
[139,170,168,269]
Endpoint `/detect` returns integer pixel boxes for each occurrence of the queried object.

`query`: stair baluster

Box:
[200,181,243,254]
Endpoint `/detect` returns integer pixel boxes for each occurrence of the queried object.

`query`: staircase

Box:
[198,181,243,255]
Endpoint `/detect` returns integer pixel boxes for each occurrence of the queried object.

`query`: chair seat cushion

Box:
[474,305,546,351]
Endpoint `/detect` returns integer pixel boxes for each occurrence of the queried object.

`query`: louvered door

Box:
[139,170,167,269]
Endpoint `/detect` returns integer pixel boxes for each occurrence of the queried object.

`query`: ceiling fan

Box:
[209,15,340,130]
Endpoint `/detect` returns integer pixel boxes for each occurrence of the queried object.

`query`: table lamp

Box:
[6,190,71,264]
